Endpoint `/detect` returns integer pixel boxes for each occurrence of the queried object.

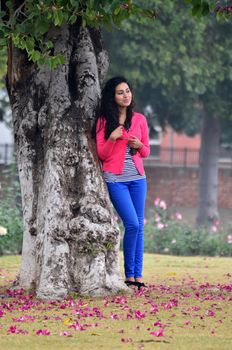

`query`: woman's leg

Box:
[128,179,147,280]
[106,181,139,279]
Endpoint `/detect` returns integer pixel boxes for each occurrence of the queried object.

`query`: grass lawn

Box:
[0,253,232,350]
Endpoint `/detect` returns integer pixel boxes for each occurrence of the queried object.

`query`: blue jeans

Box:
[106,178,147,279]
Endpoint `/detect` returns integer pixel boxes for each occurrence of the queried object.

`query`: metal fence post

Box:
[4,144,8,164]
[184,148,187,167]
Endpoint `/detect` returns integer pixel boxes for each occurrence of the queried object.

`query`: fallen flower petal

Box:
[59,331,71,336]
[150,329,164,337]
[153,320,163,327]
[206,310,215,317]
[36,329,51,335]
[7,325,28,335]
[134,310,146,319]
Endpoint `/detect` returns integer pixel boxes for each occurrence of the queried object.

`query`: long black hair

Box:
[92,76,135,140]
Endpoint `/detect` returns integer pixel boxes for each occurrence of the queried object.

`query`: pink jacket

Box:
[96,112,150,175]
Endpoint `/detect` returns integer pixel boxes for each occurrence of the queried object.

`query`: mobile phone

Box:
[129,148,137,155]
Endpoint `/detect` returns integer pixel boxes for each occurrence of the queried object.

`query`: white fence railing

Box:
[1,143,232,168]
[0,144,14,164]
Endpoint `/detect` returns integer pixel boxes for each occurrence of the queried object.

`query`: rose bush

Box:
[143,198,232,257]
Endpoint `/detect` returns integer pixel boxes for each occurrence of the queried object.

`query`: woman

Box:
[94,76,150,288]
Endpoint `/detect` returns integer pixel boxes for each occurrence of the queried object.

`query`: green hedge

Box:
[143,198,232,257]
[0,163,23,255]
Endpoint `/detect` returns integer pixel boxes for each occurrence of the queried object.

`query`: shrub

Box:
[0,162,23,255]
[143,198,232,257]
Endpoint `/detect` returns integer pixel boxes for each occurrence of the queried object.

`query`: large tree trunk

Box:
[196,112,220,226]
[6,24,127,299]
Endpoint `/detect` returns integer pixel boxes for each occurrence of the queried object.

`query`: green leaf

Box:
[5,1,14,12]
[216,10,223,21]
[25,37,35,51]
[45,40,54,49]
[28,50,41,62]
[54,10,64,26]
[192,0,202,6]
[34,19,50,35]
[0,38,6,46]
[0,10,6,18]
[47,55,65,69]
[110,1,121,13]
[113,7,121,16]
[56,54,65,65]
[70,0,80,6]
[202,2,210,16]
[69,14,77,24]
[192,4,202,16]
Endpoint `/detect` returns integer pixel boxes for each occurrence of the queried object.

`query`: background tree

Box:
[104,0,232,225]
[0,0,155,300]
[186,0,232,18]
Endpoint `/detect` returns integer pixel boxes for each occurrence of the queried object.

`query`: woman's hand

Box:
[128,135,143,149]
[109,126,123,141]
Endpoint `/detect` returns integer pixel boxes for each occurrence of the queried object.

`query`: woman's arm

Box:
[96,119,117,161]
[137,115,150,158]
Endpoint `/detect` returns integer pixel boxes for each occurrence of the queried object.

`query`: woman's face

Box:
[114,82,132,108]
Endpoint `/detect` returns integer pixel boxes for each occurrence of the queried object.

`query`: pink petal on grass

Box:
[104,298,109,307]
[111,313,119,320]
[7,325,28,335]
[150,304,159,314]
[36,329,51,335]
[12,315,35,323]
[206,310,215,317]
[153,320,163,327]
[68,299,75,307]
[134,310,146,319]
[59,331,72,337]
[150,329,164,337]
[6,288,25,297]
[112,295,128,305]
[161,298,178,310]
[224,273,231,278]
[68,322,85,331]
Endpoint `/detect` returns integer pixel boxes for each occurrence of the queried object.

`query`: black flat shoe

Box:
[125,281,147,290]
[136,282,146,290]
[125,280,138,287]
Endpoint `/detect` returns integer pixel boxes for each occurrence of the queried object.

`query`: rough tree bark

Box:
[196,111,220,226]
[6,23,127,299]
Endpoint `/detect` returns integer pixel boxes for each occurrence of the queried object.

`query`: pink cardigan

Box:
[96,112,150,175]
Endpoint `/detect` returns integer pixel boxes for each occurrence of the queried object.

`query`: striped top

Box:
[103,146,146,183]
